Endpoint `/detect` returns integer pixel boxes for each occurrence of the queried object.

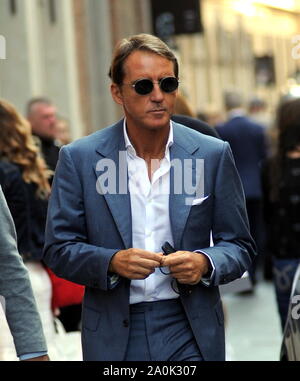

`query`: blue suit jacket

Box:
[43,120,256,361]
[216,116,267,199]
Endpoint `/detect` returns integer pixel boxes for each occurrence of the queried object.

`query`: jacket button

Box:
[123,319,129,328]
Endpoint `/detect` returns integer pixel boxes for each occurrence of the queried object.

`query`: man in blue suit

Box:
[216,92,268,285]
[43,34,256,361]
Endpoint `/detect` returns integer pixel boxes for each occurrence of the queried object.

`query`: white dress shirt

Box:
[124,121,179,304]
[123,120,215,304]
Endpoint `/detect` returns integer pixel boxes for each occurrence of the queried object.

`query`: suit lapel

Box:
[93,121,132,249]
[169,124,201,249]
[92,121,201,251]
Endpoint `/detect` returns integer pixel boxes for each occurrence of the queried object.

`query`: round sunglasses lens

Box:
[161,77,178,93]
[134,79,153,95]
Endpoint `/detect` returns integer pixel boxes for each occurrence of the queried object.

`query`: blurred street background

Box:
[1,0,300,361]
[224,276,282,361]
[1,0,300,138]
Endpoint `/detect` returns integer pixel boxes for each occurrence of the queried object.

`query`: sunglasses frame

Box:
[125,77,179,95]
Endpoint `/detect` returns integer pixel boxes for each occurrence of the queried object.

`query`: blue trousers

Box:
[124,299,203,361]
[273,258,300,330]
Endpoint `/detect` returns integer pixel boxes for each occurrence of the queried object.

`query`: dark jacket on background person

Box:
[0,161,31,256]
[0,160,48,261]
[262,157,300,259]
[33,135,60,172]
[172,114,220,139]
[216,115,267,199]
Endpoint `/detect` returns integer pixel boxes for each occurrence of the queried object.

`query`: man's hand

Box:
[162,251,210,285]
[23,355,50,361]
[109,249,164,280]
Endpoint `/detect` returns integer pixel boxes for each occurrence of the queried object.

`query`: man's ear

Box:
[111,83,123,106]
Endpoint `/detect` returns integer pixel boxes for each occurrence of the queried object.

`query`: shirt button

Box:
[123,319,129,328]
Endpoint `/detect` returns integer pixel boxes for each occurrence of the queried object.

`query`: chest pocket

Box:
[187,195,213,228]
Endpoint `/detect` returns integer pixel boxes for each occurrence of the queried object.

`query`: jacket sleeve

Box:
[43,146,119,291]
[0,188,47,357]
[199,142,257,286]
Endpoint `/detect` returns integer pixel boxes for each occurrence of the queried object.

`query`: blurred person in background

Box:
[27,98,82,333]
[172,92,220,139]
[55,116,72,147]
[0,99,52,265]
[0,187,49,361]
[248,96,272,131]
[248,96,274,160]
[27,97,60,173]
[262,97,300,330]
[198,104,225,129]
[0,99,81,360]
[216,91,268,288]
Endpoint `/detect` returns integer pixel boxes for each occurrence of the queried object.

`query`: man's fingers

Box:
[162,251,186,267]
[134,249,164,264]
[137,258,162,270]
[127,253,163,278]
[111,248,165,279]
[170,265,191,275]
[161,251,204,285]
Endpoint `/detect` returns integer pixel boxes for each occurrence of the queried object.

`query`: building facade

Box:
[0,0,300,138]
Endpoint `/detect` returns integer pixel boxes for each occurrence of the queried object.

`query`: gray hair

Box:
[223,91,243,110]
[26,97,53,117]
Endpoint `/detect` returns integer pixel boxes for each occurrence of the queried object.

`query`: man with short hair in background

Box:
[216,91,268,287]
[27,97,60,173]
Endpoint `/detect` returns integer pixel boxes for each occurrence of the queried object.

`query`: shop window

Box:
[255,56,276,86]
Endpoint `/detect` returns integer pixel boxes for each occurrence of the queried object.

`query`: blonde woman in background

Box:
[0,99,81,360]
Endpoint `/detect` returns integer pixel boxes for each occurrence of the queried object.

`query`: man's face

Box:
[28,103,57,139]
[111,50,178,133]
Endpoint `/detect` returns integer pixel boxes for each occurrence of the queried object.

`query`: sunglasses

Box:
[125,77,179,95]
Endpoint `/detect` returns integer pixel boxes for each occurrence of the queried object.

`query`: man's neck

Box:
[126,124,170,161]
